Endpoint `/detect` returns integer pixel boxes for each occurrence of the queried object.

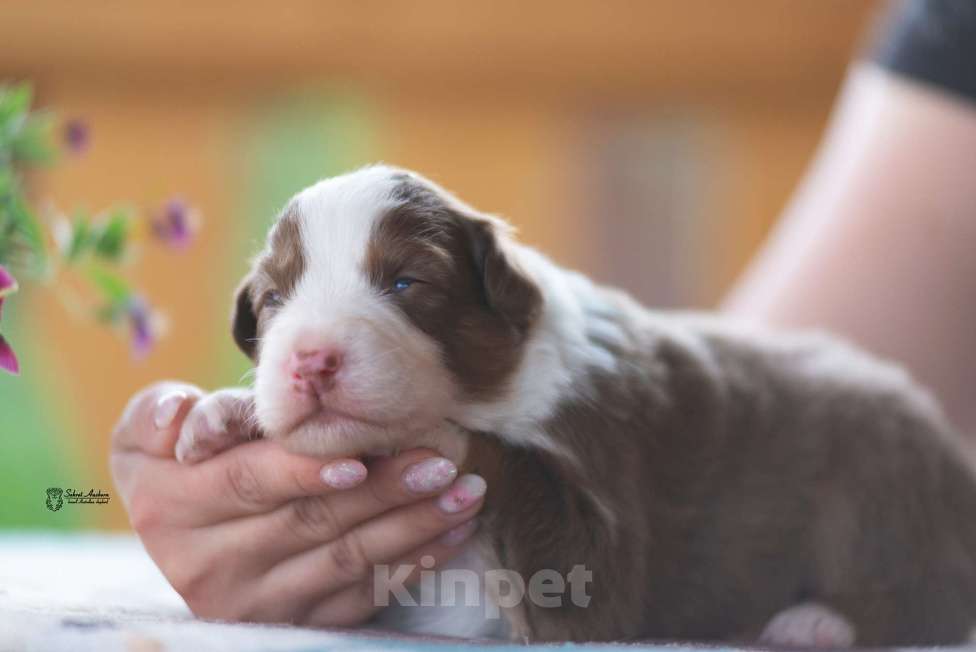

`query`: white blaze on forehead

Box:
[254,165,457,442]
[289,166,404,303]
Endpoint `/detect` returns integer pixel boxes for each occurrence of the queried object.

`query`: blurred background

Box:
[0,0,882,529]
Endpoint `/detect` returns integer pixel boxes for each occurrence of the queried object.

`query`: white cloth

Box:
[0,532,458,652]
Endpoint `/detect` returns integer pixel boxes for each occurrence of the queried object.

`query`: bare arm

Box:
[723,64,976,437]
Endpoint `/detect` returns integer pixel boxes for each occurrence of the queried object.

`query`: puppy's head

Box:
[233,166,542,455]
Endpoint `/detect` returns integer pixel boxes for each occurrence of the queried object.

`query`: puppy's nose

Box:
[289,348,343,386]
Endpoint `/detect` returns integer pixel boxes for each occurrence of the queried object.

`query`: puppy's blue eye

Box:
[264,290,283,308]
[392,277,416,293]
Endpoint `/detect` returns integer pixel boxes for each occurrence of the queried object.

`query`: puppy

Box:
[176,165,976,646]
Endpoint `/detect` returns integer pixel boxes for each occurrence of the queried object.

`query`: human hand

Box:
[110,382,485,626]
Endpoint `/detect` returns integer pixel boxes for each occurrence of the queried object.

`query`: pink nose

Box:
[289,348,343,389]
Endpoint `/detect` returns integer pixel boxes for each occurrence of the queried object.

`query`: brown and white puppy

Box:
[176,165,976,646]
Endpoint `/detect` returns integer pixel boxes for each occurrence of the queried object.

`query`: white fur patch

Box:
[456,252,609,434]
[252,164,606,464]
[175,387,256,464]
[253,166,456,455]
[760,602,856,648]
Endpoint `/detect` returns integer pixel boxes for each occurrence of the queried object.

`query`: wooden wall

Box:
[0,0,882,529]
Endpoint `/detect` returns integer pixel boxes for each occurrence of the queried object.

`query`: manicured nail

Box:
[174,432,193,463]
[440,519,478,546]
[437,474,486,514]
[402,457,458,494]
[154,391,186,429]
[321,460,367,489]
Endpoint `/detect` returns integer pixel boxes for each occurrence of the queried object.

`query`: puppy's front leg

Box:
[175,388,259,464]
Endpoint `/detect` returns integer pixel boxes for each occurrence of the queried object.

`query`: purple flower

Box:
[63,119,90,155]
[151,198,197,250]
[0,336,16,375]
[0,265,14,312]
[0,265,20,375]
[127,295,155,359]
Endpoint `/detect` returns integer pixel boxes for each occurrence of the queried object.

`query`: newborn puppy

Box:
[176,165,976,646]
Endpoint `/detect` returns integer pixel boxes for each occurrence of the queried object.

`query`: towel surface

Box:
[0,532,694,651]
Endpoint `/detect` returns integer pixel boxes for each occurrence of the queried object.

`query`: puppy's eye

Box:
[391,277,417,294]
[263,290,283,309]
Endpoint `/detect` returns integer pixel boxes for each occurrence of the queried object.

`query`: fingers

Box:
[300,520,480,628]
[325,473,485,581]
[195,441,365,521]
[122,438,367,527]
[176,388,259,464]
[173,449,465,576]
[111,381,204,457]
[146,448,466,582]
[298,582,383,628]
[120,430,487,629]
[111,382,204,500]
[182,515,479,628]
[264,473,486,603]
[271,450,459,549]
[149,455,484,628]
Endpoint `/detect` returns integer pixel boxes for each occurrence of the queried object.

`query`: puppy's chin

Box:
[259,404,443,458]
[274,414,404,458]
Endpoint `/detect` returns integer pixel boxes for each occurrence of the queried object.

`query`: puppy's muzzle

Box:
[289,347,343,396]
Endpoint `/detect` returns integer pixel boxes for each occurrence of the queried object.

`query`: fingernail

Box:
[321,460,367,489]
[154,391,186,430]
[440,519,478,546]
[437,474,486,514]
[402,457,458,494]
[174,432,193,463]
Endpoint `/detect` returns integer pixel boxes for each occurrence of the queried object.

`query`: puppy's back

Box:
[655,317,976,645]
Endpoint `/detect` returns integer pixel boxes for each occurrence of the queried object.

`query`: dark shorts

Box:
[872,0,976,103]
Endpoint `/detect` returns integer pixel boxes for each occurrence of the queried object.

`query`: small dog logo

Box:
[46,487,64,512]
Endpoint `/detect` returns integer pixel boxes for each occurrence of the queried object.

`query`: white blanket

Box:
[0,532,506,652]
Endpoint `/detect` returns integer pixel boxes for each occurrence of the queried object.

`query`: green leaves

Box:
[0,83,121,276]
[87,265,131,303]
[0,83,55,168]
[0,172,47,276]
[0,80,195,362]
[0,83,30,121]
[88,266,133,323]
[93,210,130,261]
[0,83,52,277]
[62,209,131,264]
[63,212,139,330]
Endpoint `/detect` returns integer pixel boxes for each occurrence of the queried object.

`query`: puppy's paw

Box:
[175,388,258,464]
[759,602,855,648]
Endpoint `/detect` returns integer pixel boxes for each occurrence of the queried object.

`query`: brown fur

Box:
[371,171,976,643]
[463,296,976,644]
[231,169,976,645]
[232,208,305,360]
[364,179,541,401]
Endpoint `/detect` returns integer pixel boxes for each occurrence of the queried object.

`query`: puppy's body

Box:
[459,294,976,644]
[189,165,976,645]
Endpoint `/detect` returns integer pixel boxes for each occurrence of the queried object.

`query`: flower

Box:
[126,295,155,359]
[0,265,20,375]
[150,198,198,250]
[63,119,90,155]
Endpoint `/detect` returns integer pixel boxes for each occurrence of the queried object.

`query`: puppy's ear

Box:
[231,277,258,360]
[459,214,542,337]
